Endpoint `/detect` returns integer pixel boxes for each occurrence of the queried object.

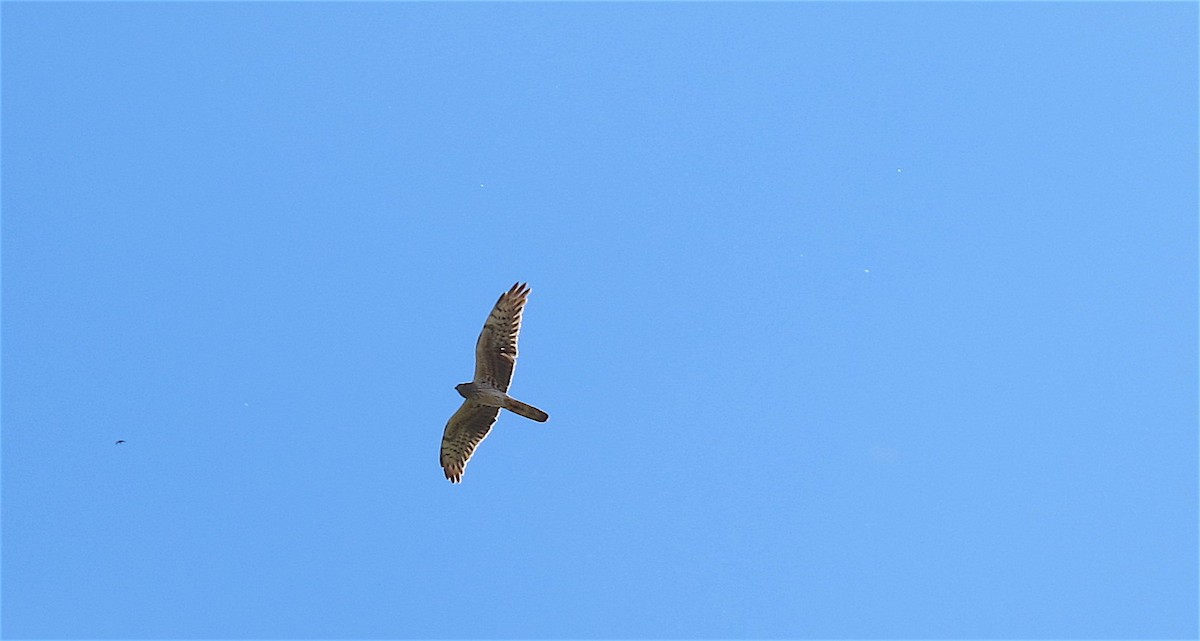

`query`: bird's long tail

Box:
[504,397,549,422]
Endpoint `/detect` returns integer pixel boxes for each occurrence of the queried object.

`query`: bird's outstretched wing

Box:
[473,282,529,392]
[439,401,502,483]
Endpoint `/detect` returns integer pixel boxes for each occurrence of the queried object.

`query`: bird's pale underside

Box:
[439,282,548,483]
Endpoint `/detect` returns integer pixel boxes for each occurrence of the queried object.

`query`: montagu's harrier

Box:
[440,282,548,483]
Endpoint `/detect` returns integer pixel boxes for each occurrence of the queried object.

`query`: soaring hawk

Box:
[439,282,548,483]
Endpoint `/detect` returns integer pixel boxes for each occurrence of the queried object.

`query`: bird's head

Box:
[454,382,473,398]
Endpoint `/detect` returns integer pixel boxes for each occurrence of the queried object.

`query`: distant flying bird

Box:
[440,282,549,483]
[115,440,126,445]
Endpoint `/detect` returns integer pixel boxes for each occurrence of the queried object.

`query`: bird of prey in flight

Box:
[440,282,548,483]
[115,440,126,445]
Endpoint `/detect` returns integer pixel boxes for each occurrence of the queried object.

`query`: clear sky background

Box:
[3,3,1197,640]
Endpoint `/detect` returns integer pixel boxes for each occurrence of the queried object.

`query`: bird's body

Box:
[454,382,510,407]
[454,382,550,422]
[440,283,549,483]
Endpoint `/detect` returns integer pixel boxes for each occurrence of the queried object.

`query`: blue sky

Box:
[3,3,1197,639]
